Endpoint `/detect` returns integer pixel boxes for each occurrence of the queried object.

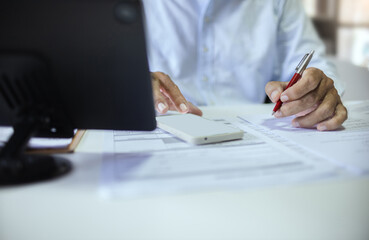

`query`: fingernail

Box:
[158,102,167,113]
[292,121,300,128]
[274,111,282,118]
[271,91,278,102]
[280,95,289,102]
[318,125,327,131]
[180,103,188,112]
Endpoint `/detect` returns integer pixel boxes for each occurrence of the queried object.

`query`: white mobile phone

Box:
[156,114,244,145]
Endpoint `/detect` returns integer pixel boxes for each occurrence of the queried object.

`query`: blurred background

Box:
[302,0,369,69]
[302,0,369,100]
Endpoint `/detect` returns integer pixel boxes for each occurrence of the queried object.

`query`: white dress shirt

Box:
[142,0,343,106]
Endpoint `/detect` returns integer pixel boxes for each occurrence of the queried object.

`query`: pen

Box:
[272,50,315,115]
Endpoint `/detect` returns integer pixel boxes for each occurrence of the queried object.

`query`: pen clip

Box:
[295,50,315,75]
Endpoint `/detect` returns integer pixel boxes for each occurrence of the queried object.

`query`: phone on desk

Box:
[156,114,244,145]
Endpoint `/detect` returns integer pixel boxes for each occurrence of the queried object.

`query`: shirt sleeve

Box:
[276,0,345,96]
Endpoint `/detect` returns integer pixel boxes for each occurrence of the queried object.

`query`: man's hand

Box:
[265,67,347,131]
[151,72,202,116]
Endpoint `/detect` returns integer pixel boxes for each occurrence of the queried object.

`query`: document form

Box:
[100,118,340,199]
[241,100,369,174]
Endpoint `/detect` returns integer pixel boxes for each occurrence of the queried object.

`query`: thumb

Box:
[265,81,289,103]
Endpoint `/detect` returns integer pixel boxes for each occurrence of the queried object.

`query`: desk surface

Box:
[1,103,369,240]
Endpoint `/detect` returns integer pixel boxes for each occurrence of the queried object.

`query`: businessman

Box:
[142,0,347,131]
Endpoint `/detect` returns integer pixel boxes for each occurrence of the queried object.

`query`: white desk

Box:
[1,103,369,240]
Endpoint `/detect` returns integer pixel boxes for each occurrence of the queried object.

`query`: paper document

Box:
[241,100,369,174]
[100,118,339,199]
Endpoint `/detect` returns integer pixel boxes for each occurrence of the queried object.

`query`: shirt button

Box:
[205,17,210,23]
[203,47,208,53]
[202,76,208,82]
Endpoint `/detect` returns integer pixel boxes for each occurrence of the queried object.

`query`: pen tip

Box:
[272,111,275,116]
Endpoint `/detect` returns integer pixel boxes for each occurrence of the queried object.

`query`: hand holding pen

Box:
[265,51,348,131]
[272,50,315,115]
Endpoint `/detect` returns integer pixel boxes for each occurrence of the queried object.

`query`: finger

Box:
[166,100,202,116]
[274,75,334,118]
[156,72,189,113]
[280,68,323,102]
[274,88,320,118]
[291,88,339,128]
[317,103,347,131]
[265,81,288,103]
[295,103,319,117]
[165,95,177,111]
[187,102,203,116]
[151,75,169,114]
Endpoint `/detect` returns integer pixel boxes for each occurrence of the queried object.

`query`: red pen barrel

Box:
[272,99,283,113]
[272,73,302,114]
[285,73,302,88]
